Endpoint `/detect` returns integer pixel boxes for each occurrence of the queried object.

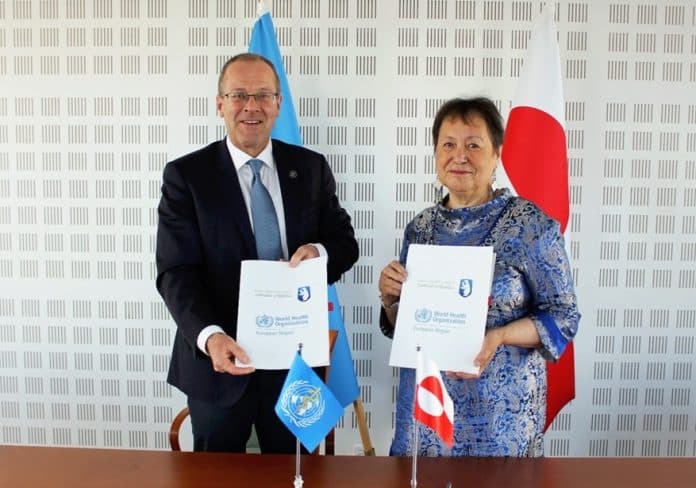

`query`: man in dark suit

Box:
[156,53,358,453]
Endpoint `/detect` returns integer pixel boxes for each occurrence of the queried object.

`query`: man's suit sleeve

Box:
[156,160,216,351]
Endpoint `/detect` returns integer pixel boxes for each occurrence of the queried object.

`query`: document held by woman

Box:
[235,257,329,369]
[389,244,494,372]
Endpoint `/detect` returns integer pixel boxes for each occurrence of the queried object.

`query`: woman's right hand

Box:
[379,260,407,307]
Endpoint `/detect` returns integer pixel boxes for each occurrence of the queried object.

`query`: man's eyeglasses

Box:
[222,91,278,105]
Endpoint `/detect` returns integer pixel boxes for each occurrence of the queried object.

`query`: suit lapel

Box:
[213,141,256,256]
[274,142,302,254]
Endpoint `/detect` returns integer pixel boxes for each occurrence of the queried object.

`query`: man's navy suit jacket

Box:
[156,139,358,405]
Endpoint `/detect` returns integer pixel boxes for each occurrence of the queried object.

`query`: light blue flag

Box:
[248,5,302,146]
[248,4,360,409]
[327,284,360,407]
[275,352,343,453]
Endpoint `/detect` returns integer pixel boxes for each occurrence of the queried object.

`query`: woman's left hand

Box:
[445,318,540,379]
[445,328,504,379]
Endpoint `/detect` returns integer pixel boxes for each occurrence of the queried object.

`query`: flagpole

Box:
[411,424,419,488]
[294,436,302,488]
[352,398,375,455]
[411,345,420,488]
[294,342,304,488]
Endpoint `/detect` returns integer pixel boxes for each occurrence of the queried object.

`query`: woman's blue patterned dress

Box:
[386,188,580,457]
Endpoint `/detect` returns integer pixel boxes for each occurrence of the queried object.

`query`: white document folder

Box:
[389,244,495,373]
[235,257,329,369]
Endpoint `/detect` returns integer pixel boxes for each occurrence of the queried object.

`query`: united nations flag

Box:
[275,352,343,452]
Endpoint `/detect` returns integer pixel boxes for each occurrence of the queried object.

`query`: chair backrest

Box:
[169,330,340,453]
[169,406,190,451]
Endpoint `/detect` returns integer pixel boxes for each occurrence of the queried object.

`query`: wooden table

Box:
[1,445,695,487]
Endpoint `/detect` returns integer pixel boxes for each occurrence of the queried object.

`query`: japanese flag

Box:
[499,3,575,431]
[414,350,454,448]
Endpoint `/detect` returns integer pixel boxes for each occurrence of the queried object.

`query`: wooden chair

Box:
[169,331,339,453]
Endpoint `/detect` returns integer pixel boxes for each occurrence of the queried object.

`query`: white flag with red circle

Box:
[500,3,575,431]
[414,350,454,447]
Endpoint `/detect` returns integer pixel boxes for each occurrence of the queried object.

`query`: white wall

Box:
[1,0,695,456]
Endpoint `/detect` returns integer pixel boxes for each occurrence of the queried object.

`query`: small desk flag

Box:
[414,350,454,448]
[275,352,343,453]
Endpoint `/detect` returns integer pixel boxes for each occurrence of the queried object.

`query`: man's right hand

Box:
[206,333,255,376]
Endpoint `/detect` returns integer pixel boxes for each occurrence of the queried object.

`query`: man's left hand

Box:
[289,244,320,267]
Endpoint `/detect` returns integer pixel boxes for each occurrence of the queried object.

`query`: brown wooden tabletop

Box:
[1,445,695,487]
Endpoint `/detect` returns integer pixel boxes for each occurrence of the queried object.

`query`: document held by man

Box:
[235,257,329,369]
[389,244,495,373]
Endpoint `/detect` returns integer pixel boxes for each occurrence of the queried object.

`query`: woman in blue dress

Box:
[378,97,580,457]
